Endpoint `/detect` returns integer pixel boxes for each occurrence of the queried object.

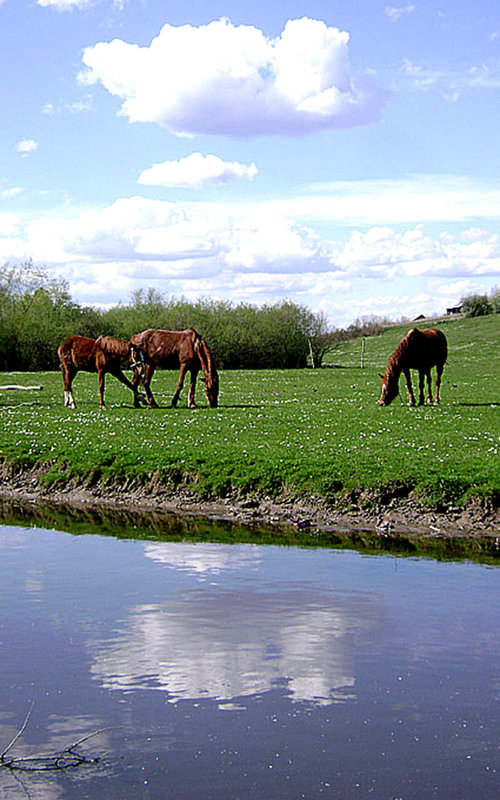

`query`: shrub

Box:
[461,293,494,318]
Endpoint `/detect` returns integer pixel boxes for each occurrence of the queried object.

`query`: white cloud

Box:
[37,0,93,9]
[264,174,500,225]
[0,213,22,236]
[80,17,385,137]
[398,59,500,96]
[385,5,415,22]
[3,178,500,322]
[43,95,93,115]
[15,139,38,157]
[138,153,258,188]
[0,187,22,199]
[334,225,500,279]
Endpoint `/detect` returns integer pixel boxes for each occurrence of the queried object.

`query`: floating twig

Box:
[1,701,35,761]
[1,702,119,773]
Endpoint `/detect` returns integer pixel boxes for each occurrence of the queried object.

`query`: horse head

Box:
[378,372,399,406]
[129,345,146,379]
[201,374,219,408]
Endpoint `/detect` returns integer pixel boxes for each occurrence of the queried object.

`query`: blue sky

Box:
[1,0,499,325]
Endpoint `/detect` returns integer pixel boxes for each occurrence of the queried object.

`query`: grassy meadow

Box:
[0,314,498,511]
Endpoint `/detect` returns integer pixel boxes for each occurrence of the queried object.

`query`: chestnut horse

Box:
[378,328,447,406]
[58,335,142,409]
[130,328,219,408]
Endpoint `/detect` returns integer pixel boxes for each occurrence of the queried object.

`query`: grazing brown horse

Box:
[58,335,143,409]
[378,328,447,406]
[130,328,219,408]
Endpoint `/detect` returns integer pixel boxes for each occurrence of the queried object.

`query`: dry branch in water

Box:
[1,702,116,773]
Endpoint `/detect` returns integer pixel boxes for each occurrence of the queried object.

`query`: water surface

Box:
[0,524,498,799]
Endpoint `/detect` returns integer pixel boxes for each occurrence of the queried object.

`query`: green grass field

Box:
[0,314,498,510]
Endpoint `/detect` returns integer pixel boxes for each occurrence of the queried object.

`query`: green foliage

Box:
[0,315,498,513]
[0,261,80,370]
[461,292,494,317]
[0,263,331,371]
[490,286,500,313]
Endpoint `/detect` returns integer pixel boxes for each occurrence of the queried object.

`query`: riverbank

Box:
[1,462,498,560]
[1,317,498,555]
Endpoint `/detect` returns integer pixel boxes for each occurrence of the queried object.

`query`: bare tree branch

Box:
[1,701,35,761]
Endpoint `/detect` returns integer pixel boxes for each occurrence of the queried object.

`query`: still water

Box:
[0,524,498,800]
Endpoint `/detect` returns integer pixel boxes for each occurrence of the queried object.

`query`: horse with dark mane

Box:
[130,328,219,408]
[58,335,142,409]
[378,328,447,406]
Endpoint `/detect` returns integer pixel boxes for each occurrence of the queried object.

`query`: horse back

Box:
[130,328,198,366]
[95,336,130,366]
[405,328,447,368]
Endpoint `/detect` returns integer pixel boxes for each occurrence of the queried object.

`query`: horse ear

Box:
[378,373,385,380]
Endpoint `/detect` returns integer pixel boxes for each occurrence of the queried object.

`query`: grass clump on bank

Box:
[0,314,498,513]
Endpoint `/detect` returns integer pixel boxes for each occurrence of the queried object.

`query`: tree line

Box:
[7,262,493,374]
[0,261,337,371]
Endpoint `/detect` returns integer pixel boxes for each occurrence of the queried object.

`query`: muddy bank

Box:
[0,462,498,561]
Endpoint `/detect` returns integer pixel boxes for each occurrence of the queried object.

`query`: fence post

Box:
[308,339,316,369]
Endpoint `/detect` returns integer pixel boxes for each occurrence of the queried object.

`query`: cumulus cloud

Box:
[3,179,500,321]
[80,17,385,137]
[15,139,38,157]
[334,225,500,279]
[138,153,258,188]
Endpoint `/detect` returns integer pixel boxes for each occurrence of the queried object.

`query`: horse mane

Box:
[96,336,129,358]
[193,333,218,384]
[384,329,415,380]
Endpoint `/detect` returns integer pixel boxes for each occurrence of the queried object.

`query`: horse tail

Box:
[57,337,75,371]
[437,330,448,364]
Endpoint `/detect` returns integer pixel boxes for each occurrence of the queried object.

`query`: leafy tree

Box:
[461,293,493,318]
[0,261,79,370]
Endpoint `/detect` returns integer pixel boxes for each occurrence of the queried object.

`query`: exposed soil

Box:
[0,461,498,547]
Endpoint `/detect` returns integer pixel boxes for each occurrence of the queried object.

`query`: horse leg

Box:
[141,364,158,408]
[417,370,426,406]
[187,368,198,409]
[434,363,444,404]
[111,367,143,408]
[171,363,189,408]
[62,364,77,409]
[425,370,432,404]
[403,368,416,406]
[98,369,107,409]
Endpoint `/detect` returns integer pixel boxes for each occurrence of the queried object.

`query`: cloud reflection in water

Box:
[90,543,381,706]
